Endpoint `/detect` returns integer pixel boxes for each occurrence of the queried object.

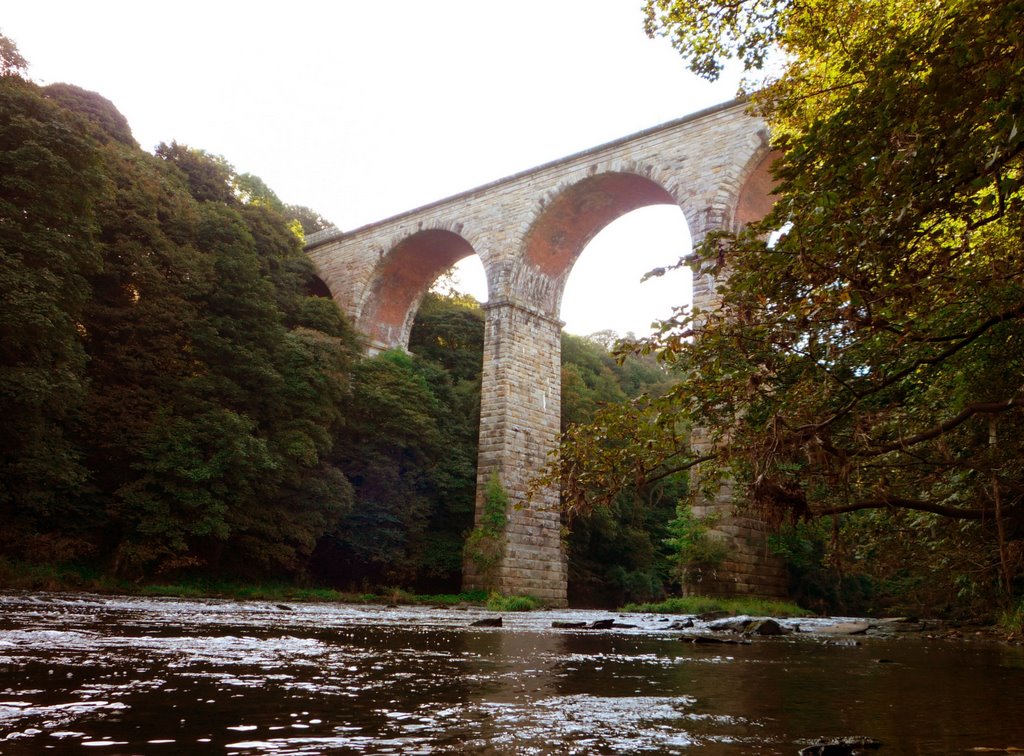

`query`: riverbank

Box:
[3,556,1019,639]
[0,557,800,616]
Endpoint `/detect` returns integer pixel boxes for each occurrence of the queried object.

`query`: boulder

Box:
[708,618,752,633]
[743,619,790,636]
[470,617,502,628]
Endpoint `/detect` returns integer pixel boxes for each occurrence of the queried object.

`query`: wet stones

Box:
[667,619,694,630]
[706,617,792,636]
[797,735,882,755]
[550,619,638,630]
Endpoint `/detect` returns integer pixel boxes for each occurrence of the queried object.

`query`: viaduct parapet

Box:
[306,99,785,605]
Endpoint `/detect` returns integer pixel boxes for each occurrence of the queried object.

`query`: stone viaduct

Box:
[305,98,786,606]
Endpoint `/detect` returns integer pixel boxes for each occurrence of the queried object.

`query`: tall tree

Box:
[0,72,103,558]
[564,0,1024,608]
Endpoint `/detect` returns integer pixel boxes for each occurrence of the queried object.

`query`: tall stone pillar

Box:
[463,298,568,607]
[686,237,789,599]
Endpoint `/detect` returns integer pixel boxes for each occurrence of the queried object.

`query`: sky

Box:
[3,1,740,337]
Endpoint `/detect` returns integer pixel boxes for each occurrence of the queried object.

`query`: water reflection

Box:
[1,593,1023,754]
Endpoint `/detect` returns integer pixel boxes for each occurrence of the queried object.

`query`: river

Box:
[1,592,1022,754]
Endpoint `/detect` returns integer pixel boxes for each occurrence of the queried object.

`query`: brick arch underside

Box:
[735,149,782,228]
[357,229,478,350]
[519,172,680,316]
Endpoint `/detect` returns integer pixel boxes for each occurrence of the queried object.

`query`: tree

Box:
[44,84,136,146]
[0,45,357,582]
[0,72,104,559]
[562,0,1024,609]
[0,32,27,76]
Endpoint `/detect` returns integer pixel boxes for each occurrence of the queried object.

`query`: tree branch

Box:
[853,396,1024,457]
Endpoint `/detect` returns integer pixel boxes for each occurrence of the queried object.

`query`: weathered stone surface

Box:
[306,100,780,605]
[743,619,789,636]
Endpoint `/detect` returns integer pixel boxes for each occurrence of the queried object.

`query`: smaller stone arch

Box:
[356,228,479,352]
[306,274,333,299]
[734,148,783,229]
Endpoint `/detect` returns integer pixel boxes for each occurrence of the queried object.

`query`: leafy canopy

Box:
[563,0,1024,603]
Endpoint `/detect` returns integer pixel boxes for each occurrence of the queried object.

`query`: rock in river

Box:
[470,617,502,628]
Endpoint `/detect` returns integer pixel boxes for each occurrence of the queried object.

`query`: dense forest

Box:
[0,41,682,607]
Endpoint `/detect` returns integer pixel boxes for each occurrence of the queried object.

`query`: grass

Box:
[997,600,1024,638]
[621,595,811,618]
[485,592,543,611]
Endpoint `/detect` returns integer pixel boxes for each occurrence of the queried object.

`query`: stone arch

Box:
[356,228,479,352]
[515,170,685,316]
[734,148,782,229]
[306,274,333,299]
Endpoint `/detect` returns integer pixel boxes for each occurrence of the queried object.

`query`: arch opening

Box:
[357,229,480,352]
[520,171,693,327]
[306,274,333,299]
[561,205,692,339]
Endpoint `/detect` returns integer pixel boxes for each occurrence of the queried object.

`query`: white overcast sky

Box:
[3,1,739,337]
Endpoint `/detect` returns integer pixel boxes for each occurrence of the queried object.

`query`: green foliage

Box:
[0,67,357,582]
[285,204,334,236]
[998,600,1024,638]
[408,291,485,382]
[43,83,136,146]
[464,474,509,586]
[0,32,27,76]
[0,74,103,552]
[314,346,477,591]
[558,333,684,607]
[561,0,1024,617]
[643,0,787,81]
[665,504,727,586]
[622,595,809,617]
[486,592,543,611]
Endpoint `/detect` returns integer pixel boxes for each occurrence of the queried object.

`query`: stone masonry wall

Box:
[465,300,566,605]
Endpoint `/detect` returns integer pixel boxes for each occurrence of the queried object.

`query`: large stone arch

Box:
[512,170,685,317]
[355,228,479,352]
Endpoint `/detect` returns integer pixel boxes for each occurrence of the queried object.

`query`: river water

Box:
[1,593,1022,754]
